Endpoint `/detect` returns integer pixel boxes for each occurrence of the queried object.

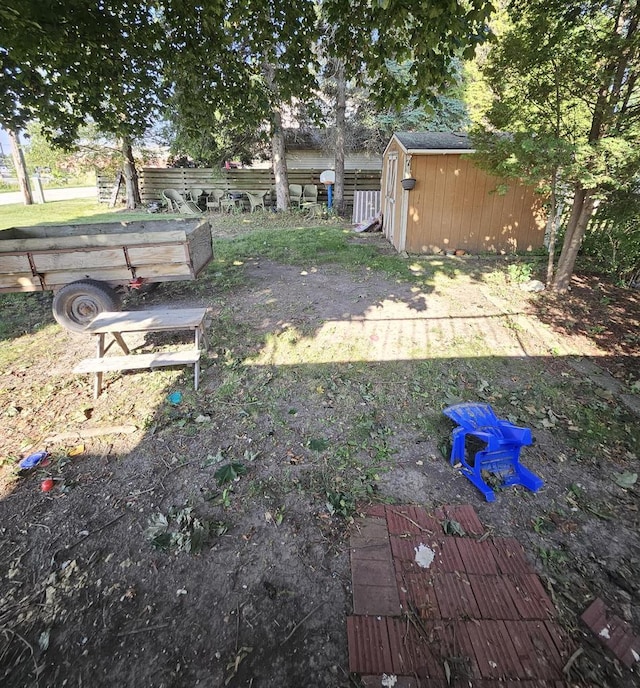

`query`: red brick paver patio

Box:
[347,504,573,687]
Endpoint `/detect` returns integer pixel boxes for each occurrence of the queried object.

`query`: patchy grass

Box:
[0,198,161,229]
[212,225,469,285]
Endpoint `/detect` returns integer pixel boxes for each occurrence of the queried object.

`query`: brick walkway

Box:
[347,504,573,687]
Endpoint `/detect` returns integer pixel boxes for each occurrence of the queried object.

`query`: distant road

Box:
[0,186,96,206]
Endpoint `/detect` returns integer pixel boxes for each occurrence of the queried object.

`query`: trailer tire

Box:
[52,280,121,333]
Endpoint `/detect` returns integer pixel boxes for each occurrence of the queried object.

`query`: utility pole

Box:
[8,128,33,205]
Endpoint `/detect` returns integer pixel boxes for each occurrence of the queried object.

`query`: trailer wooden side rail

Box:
[0,218,213,332]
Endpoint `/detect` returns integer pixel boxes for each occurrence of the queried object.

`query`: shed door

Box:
[384,153,398,243]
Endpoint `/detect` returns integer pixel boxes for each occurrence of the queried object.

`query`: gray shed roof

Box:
[394,132,473,152]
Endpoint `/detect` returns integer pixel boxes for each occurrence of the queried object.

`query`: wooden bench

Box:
[74,308,208,397]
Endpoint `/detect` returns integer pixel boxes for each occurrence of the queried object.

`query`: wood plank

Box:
[85,308,207,333]
[127,245,187,265]
[33,248,126,272]
[45,425,138,443]
[0,254,32,273]
[74,350,201,374]
[456,157,476,249]
[0,274,41,290]
[43,268,133,286]
[135,263,193,279]
[3,220,192,238]
[187,222,214,275]
[137,167,382,205]
[0,231,188,253]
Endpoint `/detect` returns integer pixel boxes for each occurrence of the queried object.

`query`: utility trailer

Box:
[0,218,213,331]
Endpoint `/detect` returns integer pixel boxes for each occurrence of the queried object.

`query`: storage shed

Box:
[381,132,546,254]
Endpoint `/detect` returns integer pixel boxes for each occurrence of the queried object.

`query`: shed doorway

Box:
[383,152,397,243]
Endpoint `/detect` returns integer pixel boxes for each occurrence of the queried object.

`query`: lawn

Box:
[0,201,638,687]
[0,198,158,230]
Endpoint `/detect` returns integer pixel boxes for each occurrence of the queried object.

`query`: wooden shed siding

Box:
[404,155,545,254]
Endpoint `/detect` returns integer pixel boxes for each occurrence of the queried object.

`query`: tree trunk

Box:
[333,59,346,217]
[8,129,33,206]
[122,138,141,210]
[545,170,558,286]
[271,109,290,211]
[553,186,595,292]
[550,8,633,291]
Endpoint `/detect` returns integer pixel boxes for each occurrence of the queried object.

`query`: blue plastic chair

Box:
[443,403,544,502]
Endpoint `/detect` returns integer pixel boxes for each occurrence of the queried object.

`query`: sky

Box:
[0,128,10,158]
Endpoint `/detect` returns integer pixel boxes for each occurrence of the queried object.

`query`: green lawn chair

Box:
[163,189,203,214]
[288,184,303,209]
[246,190,267,212]
[302,184,318,205]
[205,189,226,212]
[301,184,319,215]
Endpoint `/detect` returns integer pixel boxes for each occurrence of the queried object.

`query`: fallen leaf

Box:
[442,519,466,537]
[308,438,329,452]
[612,472,638,489]
[38,629,50,652]
[214,462,247,485]
[68,444,85,457]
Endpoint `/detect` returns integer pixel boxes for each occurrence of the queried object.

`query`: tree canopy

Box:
[1,0,498,210]
[322,0,495,108]
[472,0,640,290]
[0,1,165,146]
[1,0,167,207]
[163,1,319,164]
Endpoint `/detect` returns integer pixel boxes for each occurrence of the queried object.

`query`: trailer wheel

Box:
[52,279,121,332]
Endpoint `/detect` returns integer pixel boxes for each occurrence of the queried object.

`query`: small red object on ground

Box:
[41,478,55,492]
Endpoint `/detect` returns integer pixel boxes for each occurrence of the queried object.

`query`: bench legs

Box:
[87,325,205,397]
[94,334,105,399]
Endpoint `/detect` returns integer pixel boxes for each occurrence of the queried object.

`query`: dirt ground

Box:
[0,230,639,688]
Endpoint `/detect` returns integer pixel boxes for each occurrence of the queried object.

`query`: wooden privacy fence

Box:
[98,168,382,208]
[97,174,126,205]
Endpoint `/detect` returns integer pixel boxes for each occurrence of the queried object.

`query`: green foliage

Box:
[323,0,495,109]
[470,129,572,193]
[214,462,248,486]
[325,489,357,520]
[22,122,119,183]
[507,262,534,284]
[537,545,569,571]
[442,519,466,537]
[164,1,319,163]
[307,438,330,452]
[216,488,233,509]
[349,60,471,146]
[471,0,640,289]
[0,1,166,145]
[581,191,640,285]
